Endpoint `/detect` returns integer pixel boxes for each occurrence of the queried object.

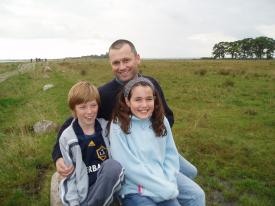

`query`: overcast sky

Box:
[0,0,275,59]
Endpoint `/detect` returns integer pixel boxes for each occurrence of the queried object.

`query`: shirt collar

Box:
[115,73,141,85]
[131,115,151,122]
[72,118,102,136]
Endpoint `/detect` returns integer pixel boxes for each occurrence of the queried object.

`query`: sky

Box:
[0,0,275,59]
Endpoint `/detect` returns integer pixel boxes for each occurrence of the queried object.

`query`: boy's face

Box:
[74,100,98,128]
[109,44,140,82]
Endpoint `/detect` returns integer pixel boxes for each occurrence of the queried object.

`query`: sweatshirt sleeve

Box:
[59,137,81,206]
[110,122,178,201]
[52,117,74,163]
[162,117,180,184]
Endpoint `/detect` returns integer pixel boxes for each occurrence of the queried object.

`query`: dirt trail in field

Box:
[0,63,35,83]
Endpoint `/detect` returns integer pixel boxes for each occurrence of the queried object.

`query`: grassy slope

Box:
[0,62,21,73]
[0,59,274,205]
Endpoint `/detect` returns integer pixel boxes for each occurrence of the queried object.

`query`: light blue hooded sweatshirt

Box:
[110,116,179,203]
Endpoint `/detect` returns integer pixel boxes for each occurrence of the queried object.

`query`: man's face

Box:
[109,44,140,82]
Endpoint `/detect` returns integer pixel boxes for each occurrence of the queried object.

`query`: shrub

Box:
[219,69,231,75]
[222,80,234,87]
[244,109,257,116]
[194,68,207,76]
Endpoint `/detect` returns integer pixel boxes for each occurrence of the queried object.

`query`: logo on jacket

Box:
[88,140,95,147]
[96,145,107,161]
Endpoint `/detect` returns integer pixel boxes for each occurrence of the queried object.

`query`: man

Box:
[52,39,205,205]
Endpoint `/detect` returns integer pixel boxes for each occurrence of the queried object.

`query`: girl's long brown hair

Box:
[112,82,167,137]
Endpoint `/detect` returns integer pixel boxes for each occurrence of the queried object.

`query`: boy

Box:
[59,81,124,206]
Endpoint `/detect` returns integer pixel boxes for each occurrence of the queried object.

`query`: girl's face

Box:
[125,85,154,119]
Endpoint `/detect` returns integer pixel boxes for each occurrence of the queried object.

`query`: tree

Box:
[212,36,275,59]
[212,42,227,59]
[225,41,240,59]
[238,38,254,59]
[264,37,275,59]
[252,37,267,59]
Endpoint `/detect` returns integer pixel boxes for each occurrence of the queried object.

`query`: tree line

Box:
[81,52,108,59]
[212,36,275,59]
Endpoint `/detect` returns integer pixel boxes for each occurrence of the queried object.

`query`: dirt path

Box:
[0,63,35,83]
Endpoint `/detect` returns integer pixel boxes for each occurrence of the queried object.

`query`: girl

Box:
[110,77,181,206]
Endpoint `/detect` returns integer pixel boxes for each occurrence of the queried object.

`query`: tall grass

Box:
[0,62,21,73]
[0,59,274,205]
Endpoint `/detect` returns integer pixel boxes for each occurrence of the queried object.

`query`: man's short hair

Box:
[109,39,137,55]
[68,81,100,111]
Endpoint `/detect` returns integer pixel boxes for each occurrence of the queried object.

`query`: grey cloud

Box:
[1,0,275,59]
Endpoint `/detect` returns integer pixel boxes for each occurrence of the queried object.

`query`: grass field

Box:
[0,62,21,74]
[0,59,274,205]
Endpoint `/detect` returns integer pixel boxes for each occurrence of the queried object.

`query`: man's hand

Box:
[56,158,74,177]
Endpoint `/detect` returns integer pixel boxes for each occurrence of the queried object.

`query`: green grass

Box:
[0,62,21,73]
[0,59,275,205]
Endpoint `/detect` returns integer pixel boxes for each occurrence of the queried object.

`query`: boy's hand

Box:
[56,158,74,177]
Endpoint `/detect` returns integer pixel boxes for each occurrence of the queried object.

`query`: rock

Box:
[50,172,121,206]
[33,120,58,134]
[50,172,62,206]
[43,84,54,91]
[44,66,52,73]
[43,74,50,79]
